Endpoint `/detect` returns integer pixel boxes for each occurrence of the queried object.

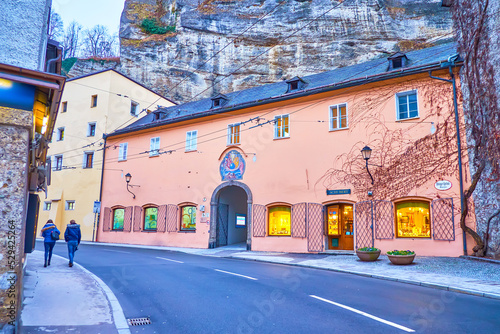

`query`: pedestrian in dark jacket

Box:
[41,219,60,267]
[64,219,81,267]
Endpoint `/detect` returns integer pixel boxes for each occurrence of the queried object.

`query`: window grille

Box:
[432,198,455,241]
[291,202,307,238]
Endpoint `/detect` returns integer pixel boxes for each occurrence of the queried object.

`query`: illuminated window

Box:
[274,115,289,139]
[268,206,291,236]
[180,206,196,231]
[395,201,431,238]
[113,208,124,230]
[396,91,418,120]
[228,123,240,145]
[330,103,348,130]
[144,207,158,230]
[91,94,98,108]
[43,202,51,211]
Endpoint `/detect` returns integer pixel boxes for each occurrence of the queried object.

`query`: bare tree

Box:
[62,21,82,59]
[81,25,117,58]
[48,11,64,41]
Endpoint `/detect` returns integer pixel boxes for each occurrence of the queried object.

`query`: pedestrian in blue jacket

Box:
[41,219,60,267]
[64,219,81,267]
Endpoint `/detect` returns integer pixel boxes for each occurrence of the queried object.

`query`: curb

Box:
[51,253,131,334]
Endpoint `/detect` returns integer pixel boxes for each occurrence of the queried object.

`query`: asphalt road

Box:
[41,242,500,334]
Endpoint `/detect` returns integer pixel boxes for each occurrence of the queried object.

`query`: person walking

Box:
[64,219,81,267]
[41,219,60,267]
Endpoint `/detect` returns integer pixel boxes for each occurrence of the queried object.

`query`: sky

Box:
[52,0,126,36]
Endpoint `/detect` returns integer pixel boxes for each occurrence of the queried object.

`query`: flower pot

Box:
[387,254,415,265]
[356,249,381,262]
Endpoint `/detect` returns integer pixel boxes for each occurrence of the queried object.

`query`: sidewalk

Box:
[21,242,500,333]
[20,250,129,334]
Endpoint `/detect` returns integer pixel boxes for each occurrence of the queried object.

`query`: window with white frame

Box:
[396,90,418,120]
[65,200,75,210]
[83,151,94,168]
[57,127,65,141]
[274,115,290,139]
[227,123,240,145]
[186,130,197,151]
[118,143,128,161]
[43,201,51,211]
[131,101,139,116]
[150,137,160,156]
[330,103,348,130]
[54,155,63,171]
[87,122,96,137]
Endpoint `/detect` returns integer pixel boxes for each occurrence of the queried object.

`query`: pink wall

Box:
[98,71,475,256]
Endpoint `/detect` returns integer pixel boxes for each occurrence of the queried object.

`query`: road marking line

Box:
[102,249,130,254]
[310,295,415,333]
[214,269,258,281]
[156,257,184,264]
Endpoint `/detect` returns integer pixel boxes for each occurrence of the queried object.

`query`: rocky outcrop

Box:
[118,0,454,103]
[66,58,120,78]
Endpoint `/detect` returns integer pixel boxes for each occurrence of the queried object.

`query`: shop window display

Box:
[269,206,291,236]
[181,206,196,231]
[144,207,158,230]
[396,201,431,238]
[113,208,124,230]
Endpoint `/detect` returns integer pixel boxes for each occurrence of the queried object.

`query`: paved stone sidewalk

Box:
[21,250,129,334]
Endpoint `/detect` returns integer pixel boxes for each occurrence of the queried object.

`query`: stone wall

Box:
[119,0,454,103]
[0,107,32,333]
[0,0,51,71]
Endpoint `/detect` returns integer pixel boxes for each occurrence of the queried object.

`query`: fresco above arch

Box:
[220,150,246,181]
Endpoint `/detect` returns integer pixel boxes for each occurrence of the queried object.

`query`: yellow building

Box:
[37,69,175,241]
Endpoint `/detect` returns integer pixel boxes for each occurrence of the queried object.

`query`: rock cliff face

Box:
[119,0,454,103]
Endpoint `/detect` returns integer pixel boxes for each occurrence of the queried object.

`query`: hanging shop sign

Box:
[326,189,351,195]
[220,150,246,181]
[434,180,452,191]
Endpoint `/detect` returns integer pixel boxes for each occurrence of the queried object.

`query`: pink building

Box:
[98,43,475,256]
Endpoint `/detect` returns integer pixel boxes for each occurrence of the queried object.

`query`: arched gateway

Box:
[208,181,253,250]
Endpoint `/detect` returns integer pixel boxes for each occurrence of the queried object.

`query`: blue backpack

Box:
[50,230,60,240]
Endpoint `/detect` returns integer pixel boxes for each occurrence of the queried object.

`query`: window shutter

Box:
[432,198,455,241]
[166,204,179,232]
[291,203,307,238]
[307,203,324,252]
[133,206,143,231]
[102,207,112,232]
[252,204,266,237]
[124,206,133,232]
[374,200,394,239]
[157,205,168,232]
[354,201,374,249]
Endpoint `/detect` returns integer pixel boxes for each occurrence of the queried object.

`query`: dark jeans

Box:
[44,241,56,263]
[67,240,78,264]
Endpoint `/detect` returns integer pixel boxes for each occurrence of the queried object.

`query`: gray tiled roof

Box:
[111,42,458,136]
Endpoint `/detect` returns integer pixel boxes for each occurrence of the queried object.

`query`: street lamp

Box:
[361,146,374,185]
[125,172,136,199]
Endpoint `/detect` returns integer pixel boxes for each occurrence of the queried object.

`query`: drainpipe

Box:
[94,136,107,242]
[429,56,467,255]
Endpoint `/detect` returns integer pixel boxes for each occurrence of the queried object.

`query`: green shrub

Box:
[387,250,415,255]
[357,247,380,252]
[141,18,175,35]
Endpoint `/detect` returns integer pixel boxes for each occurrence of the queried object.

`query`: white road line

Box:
[310,295,415,333]
[156,257,184,264]
[214,269,258,281]
[102,249,130,254]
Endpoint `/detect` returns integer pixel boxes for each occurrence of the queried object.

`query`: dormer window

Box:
[388,52,408,70]
[285,76,306,93]
[211,94,229,109]
[152,111,165,121]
